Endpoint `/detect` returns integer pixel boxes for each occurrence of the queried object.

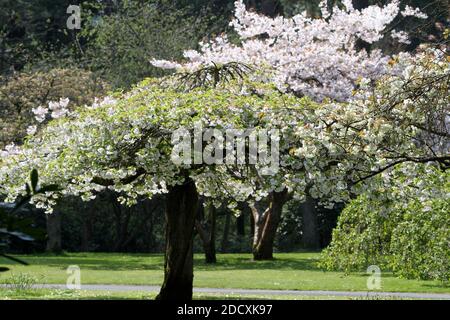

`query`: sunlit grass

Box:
[0,252,448,297]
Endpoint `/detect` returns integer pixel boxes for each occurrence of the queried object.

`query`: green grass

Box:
[0,252,448,295]
[0,288,361,300]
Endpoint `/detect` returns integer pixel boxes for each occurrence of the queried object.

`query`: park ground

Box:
[0,252,449,300]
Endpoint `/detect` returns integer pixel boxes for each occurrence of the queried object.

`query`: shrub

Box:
[390,199,450,282]
[319,195,401,273]
[320,188,450,282]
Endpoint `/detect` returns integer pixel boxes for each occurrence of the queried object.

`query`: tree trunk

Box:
[220,210,231,253]
[81,204,93,252]
[46,211,61,253]
[300,196,320,250]
[251,189,288,260]
[236,210,245,236]
[195,202,217,264]
[156,178,198,301]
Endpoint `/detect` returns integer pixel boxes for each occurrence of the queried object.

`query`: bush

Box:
[319,195,400,273]
[390,199,449,281]
[320,192,450,282]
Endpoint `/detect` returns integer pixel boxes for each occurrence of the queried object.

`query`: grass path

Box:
[0,252,448,295]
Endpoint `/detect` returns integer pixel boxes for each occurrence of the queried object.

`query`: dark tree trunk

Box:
[251,189,289,260]
[46,212,61,253]
[236,211,245,236]
[156,178,198,301]
[300,196,320,250]
[249,210,255,242]
[81,204,93,252]
[110,192,132,252]
[220,210,231,253]
[195,202,217,264]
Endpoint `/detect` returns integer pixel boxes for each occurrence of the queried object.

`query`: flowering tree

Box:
[0,0,447,300]
[151,0,427,102]
[1,46,448,299]
[0,78,306,299]
[151,0,431,259]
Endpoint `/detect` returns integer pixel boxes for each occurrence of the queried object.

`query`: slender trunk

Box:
[236,212,245,236]
[81,202,93,252]
[208,206,216,263]
[249,211,255,245]
[300,196,320,250]
[221,210,231,253]
[251,189,288,260]
[196,202,217,264]
[156,178,198,301]
[46,211,62,253]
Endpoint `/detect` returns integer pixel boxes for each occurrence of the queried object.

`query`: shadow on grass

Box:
[1,253,321,272]
[194,255,320,272]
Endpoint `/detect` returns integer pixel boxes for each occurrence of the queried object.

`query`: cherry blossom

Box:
[151,0,427,102]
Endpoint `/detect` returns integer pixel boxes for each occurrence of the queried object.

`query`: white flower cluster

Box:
[31,98,70,123]
[401,5,428,19]
[391,30,411,45]
[151,0,426,102]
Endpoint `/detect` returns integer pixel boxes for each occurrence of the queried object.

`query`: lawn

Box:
[0,252,448,297]
[0,289,361,300]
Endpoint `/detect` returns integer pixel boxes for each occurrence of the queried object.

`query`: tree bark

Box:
[195,201,217,264]
[236,210,245,236]
[220,210,231,253]
[81,204,93,252]
[251,189,289,260]
[300,196,320,250]
[156,177,198,301]
[46,211,62,253]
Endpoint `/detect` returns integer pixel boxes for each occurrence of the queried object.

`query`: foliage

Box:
[390,199,450,281]
[84,0,233,89]
[0,47,447,213]
[320,165,450,282]
[0,68,109,148]
[319,194,400,272]
[1,272,40,291]
[0,0,82,75]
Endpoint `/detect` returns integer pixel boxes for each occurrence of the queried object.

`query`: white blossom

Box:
[32,106,49,123]
[401,5,428,19]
